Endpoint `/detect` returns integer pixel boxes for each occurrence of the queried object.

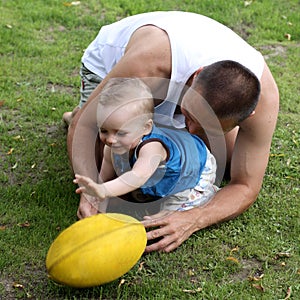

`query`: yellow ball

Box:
[46,213,147,288]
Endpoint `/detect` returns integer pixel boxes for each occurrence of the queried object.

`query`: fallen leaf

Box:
[16,82,30,87]
[118,278,125,288]
[230,246,239,254]
[183,287,202,293]
[244,0,252,6]
[13,135,25,142]
[138,261,145,271]
[7,148,14,155]
[18,221,30,228]
[226,256,239,264]
[13,282,24,289]
[63,1,80,6]
[252,283,265,292]
[284,286,292,299]
[284,33,291,41]
[0,100,5,106]
[13,282,32,298]
[0,225,6,231]
[188,269,195,276]
[248,270,264,281]
[270,153,285,157]
[276,252,292,258]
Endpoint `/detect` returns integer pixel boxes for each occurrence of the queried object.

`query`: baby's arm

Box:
[74,145,115,200]
[75,141,167,199]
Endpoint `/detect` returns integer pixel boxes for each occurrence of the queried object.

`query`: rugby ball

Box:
[46,213,147,288]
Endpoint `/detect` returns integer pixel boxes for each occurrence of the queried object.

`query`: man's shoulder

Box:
[124,25,172,77]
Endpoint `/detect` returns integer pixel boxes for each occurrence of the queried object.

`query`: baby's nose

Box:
[106,134,117,144]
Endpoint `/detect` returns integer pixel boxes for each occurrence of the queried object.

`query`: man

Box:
[66,11,279,253]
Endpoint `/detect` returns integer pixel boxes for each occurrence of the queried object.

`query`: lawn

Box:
[0,0,299,299]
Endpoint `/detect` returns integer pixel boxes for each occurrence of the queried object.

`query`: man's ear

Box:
[249,110,255,117]
[193,67,205,79]
[143,119,153,135]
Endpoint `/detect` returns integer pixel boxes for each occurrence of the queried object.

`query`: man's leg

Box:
[63,64,102,126]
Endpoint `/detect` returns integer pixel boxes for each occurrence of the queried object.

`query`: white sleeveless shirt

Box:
[82,11,264,127]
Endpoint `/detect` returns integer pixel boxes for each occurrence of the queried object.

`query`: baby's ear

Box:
[143,119,153,135]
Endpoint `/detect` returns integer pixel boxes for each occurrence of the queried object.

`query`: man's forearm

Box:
[67,98,99,182]
[191,183,259,231]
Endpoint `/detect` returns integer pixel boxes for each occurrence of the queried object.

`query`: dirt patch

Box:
[0,276,16,299]
[259,44,287,60]
[228,257,263,282]
[0,264,50,299]
[46,82,77,95]
[231,21,253,40]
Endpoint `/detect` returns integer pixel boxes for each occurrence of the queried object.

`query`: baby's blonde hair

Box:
[98,78,154,119]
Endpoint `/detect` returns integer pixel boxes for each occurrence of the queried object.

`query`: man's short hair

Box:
[193,60,261,123]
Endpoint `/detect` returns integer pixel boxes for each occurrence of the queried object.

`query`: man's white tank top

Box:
[82,11,264,127]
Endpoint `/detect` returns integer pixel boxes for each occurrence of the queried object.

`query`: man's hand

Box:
[77,194,99,219]
[142,210,198,253]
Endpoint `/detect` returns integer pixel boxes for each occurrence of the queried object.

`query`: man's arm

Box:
[143,63,280,252]
[99,145,116,182]
[68,26,172,219]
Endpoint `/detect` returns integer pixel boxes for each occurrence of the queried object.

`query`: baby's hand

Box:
[74,174,106,200]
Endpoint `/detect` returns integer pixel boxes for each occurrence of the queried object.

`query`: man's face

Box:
[181,88,237,137]
[180,106,205,136]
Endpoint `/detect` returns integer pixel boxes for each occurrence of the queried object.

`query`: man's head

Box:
[97,78,154,154]
[182,60,261,135]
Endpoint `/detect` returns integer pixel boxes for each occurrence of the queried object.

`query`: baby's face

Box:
[98,105,148,155]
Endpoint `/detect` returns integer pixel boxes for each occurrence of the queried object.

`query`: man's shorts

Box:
[79,64,103,108]
[161,149,219,211]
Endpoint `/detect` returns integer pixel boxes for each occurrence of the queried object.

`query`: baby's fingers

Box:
[74,174,90,185]
[75,187,86,194]
[73,174,82,184]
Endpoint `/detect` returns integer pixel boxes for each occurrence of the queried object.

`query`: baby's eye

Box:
[116,131,127,137]
[99,128,108,134]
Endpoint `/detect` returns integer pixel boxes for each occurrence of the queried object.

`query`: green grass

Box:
[1,0,299,298]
